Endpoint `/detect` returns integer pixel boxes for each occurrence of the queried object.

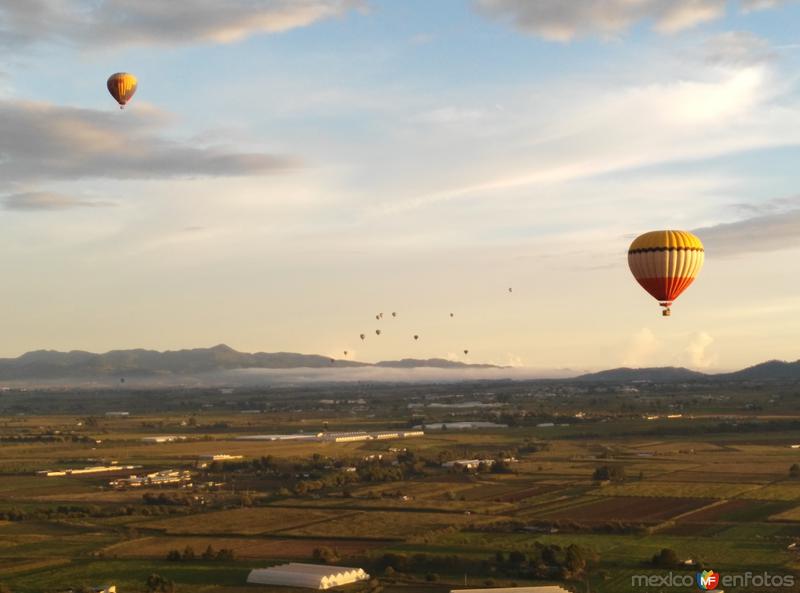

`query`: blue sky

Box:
[0,0,799,371]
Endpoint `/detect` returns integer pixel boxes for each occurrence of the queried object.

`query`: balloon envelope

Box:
[107,72,138,108]
[628,230,704,315]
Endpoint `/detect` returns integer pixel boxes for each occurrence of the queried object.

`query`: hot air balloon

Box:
[380,313,384,319]
[463,349,469,355]
[628,230,704,317]
[449,313,454,318]
[376,314,380,320]
[508,287,513,293]
[375,329,381,335]
[344,350,348,356]
[413,335,419,340]
[392,312,397,318]
[107,72,138,109]
[360,334,366,341]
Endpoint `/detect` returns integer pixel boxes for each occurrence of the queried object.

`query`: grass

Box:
[596,481,763,499]
[140,507,346,535]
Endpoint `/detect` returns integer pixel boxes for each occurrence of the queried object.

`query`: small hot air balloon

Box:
[508,287,513,293]
[375,329,381,335]
[628,230,704,317]
[380,313,384,319]
[392,312,397,318]
[413,334,419,341]
[344,350,348,356]
[360,334,366,341]
[449,313,454,318]
[463,349,469,355]
[107,72,138,109]
[120,377,125,384]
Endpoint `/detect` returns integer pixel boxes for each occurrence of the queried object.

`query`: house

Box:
[247,563,369,589]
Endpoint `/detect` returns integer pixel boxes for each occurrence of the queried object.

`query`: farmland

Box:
[0,379,799,592]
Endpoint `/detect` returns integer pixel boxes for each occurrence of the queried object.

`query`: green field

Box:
[1,381,799,592]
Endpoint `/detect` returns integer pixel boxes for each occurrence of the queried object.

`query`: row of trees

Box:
[378,543,596,581]
[166,545,235,561]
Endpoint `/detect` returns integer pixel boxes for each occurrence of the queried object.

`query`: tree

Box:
[790,463,800,478]
[182,545,196,560]
[593,465,625,482]
[217,548,235,561]
[146,574,175,593]
[652,548,679,567]
[313,546,340,564]
[564,544,586,576]
[202,545,216,560]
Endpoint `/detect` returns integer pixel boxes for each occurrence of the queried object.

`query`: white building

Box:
[451,587,571,593]
[247,563,369,589]
[141,436,186,444]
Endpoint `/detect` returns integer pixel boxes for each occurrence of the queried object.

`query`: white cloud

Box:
[474,0,725,41]
[684,331,717,368]
[623,328,661,366]
[0,0,361,49]
[2,191,115,210]
[741,0,796,12]
[0,100,297,183]
[701,31,777,66]
[475,0,794,40]
[695,208,800,257]
[389,56,800,213]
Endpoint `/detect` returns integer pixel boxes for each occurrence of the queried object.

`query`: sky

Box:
[0,0,799,372]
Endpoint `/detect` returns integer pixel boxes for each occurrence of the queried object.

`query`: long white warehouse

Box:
[247,563,369,589]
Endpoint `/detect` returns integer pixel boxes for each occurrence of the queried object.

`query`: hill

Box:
[717,359,800,381]
[574,366,708,382]
[0,345,501,380]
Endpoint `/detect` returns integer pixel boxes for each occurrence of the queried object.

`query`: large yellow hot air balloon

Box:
[107,72,138,109]
[628,230,704,316]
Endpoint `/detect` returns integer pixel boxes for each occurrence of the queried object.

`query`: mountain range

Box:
[0,344,500,380]
[0,345,797,383]
[574,360,800,382]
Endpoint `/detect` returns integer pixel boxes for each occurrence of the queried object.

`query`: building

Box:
[199,454,244,461]
[413,421,508,430]
[37,464,139,477]
[442,459,495,470]
[109,469,192,489]
[247,563,369,589]
[141,435,186,443]
[450,585,570,593]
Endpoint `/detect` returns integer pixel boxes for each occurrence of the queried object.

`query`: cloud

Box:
[2,191,115,210]
[474,0,725,40]
[622,328,661,367]
[0,0,360,49]
[701,31,777,66]
[695,207,800,257]
[0,100,297,182]
[474,0,793,41]
[684,331,717,368]
[389,56,800,213]
[741,0,796,11]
